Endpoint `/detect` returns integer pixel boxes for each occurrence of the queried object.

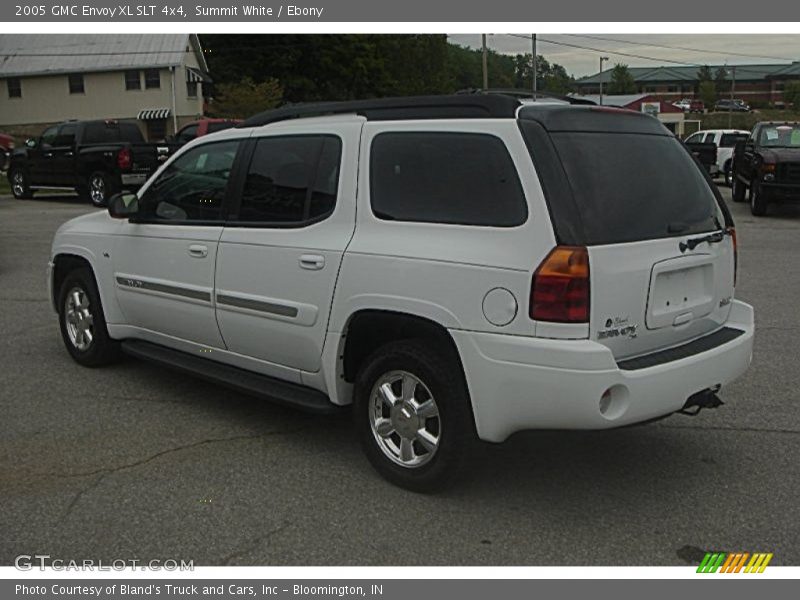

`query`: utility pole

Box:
[532,34,537,99]
[482,34,489,91]
[729,65,736,129]
[599,56,609,106]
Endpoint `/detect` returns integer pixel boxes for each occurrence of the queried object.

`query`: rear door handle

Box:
[188,244,208,258]
[299,254,325,270]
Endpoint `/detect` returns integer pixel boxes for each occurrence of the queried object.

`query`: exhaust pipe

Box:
[678,386,723,416]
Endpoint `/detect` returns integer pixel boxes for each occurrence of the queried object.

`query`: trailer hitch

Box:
[678,386,724,416]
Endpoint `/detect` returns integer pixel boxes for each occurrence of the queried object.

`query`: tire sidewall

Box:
[750,182,768,216]
[58,268,118,366]
[354,341,472,492]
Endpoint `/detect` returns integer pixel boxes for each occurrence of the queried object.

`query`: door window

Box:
[138,140,241,223]
[234,135,342,225]
[40,126,59,148]
[53,124,77,147]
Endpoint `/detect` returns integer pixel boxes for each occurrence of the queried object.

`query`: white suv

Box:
[48,95,755,491]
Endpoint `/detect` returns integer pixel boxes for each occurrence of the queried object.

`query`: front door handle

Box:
[299,254,325,270]
[188,244,208,258]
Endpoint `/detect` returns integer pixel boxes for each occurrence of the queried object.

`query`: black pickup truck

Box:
[7,120,171,206]
[731,121,800,216]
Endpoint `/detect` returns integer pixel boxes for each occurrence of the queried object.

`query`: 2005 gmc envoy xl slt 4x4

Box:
[47,94,754,491]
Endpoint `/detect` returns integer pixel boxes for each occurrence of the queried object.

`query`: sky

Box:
[447,34,800,78]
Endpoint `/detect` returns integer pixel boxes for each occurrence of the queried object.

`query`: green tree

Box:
[714,67,730,95]
[783,80,800,107]
[210,77,283,118]
[698,80,717,108]
[511,53,574,94]
[608,63,637,94]
[697,65,713,82]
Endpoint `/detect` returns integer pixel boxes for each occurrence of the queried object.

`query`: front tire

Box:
[732,176,746,203]
[58,268,121,367]
[750,182,769,216]
[82,171,115,207]
[354,339,475,492]
[9,168,33,199]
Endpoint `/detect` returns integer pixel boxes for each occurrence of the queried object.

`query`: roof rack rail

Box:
[238,94,522,128]
[456,87,597,106]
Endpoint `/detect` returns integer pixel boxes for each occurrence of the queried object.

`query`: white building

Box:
[0,34,210,140]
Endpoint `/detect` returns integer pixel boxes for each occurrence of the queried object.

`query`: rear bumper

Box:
[451,300,754,443]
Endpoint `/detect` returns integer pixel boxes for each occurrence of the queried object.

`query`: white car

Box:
[685,129,750,186]
[673,99,692,111]
[47,95,754,491]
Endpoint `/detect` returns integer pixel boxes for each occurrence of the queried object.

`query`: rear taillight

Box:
[117,147,132,170]
[530,246,590,323]
[728,227,738,287]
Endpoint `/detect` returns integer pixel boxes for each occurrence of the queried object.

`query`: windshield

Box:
[758,124,800,148]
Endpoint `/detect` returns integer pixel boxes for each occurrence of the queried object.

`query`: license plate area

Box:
[646,255,715,330]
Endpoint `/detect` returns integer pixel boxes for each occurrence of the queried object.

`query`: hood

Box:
[55,210,121,237]
[760,147,800,163]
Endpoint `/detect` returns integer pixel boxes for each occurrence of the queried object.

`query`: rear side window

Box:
[370,132,527,227]
[720,133,746,148]
[235,135,341,225]
[521,121,721,245]
[82,122,143,144]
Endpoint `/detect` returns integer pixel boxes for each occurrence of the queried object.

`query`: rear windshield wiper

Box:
[679,230,729,253]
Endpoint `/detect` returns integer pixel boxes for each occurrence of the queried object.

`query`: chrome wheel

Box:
[89,175,106,205]
[64,286,94,351]
[12,171,26,196]
[369,370,441,468]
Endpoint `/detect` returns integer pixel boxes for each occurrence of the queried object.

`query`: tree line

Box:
[200,35,576,118]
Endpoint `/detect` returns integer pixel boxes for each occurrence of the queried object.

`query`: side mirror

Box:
[108,192,139,219]
[25,138,37,149]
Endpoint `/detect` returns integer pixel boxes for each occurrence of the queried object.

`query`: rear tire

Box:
[58,267,121,367]
[731,176,746,203]
[750,182,769,216]
[353,339,475,492]
[82,171,115,207]
[9,168,33,199]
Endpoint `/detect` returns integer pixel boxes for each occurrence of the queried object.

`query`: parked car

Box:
[731,121,800,215]
[689,99,705,113]
[173,118,242,146]
[685,129,750,185]
[47,95,754,490]
[715,99,750,113]
[0,132,14,172]
[7,120,172,206]
[673,99,692,111]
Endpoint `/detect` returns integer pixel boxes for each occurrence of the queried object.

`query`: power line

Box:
[565,34,797,63]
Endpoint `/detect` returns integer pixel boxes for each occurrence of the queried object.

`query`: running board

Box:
[121,339,341,415]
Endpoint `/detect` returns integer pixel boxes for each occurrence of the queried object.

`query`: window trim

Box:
[223,134,344,229]
[131,138,246,226]
[368,130,529,228]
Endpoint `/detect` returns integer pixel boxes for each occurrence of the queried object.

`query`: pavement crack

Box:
[659,423,800,436]
[220,523,289,565]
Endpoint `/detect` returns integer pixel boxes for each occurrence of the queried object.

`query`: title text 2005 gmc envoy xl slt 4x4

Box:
[48,95,754,491]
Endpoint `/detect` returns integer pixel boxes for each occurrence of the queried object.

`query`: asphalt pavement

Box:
[1,187,798,566]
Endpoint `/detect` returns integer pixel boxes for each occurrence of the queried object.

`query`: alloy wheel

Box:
[12,171,25,197]
[89,175,106,205]
[64,286,95,351]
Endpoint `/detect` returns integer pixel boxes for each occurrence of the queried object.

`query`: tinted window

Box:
[703,133,716,143]
[40,126,59,146]
[82,122,143,144]
[684,133,702,144]
[177,124,199,144]
[720,133,746,148]
[237,135,341,224]
[54,124,77,146]
[370,132,527,227]
[538,130,720,245]
[139,140,240,222]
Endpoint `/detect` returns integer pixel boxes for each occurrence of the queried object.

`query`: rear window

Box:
[521,122,721,245]
[720,133,746,148]
[370,132,527,227]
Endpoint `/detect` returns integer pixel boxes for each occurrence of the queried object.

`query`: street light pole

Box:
[532,34,537,99]
[482,34,489,91]
[599,56,609,105]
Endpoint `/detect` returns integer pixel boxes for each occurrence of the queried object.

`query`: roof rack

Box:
[239,94,522,128]
[456,88,597,106]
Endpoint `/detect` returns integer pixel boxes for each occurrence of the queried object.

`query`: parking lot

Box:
[0,186,798,566]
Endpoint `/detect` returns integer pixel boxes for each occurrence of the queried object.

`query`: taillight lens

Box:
[117,147,132,170]
[530,246,590,323]
[728,227,738,286]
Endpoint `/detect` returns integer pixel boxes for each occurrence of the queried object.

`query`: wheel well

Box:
[341,310,463,383]
[52,254,92,307]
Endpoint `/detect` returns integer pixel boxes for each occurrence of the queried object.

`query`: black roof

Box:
[519,104,670,135]
[240,94,523,128]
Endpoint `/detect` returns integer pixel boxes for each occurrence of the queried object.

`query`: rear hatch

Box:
[520,107,736,361]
